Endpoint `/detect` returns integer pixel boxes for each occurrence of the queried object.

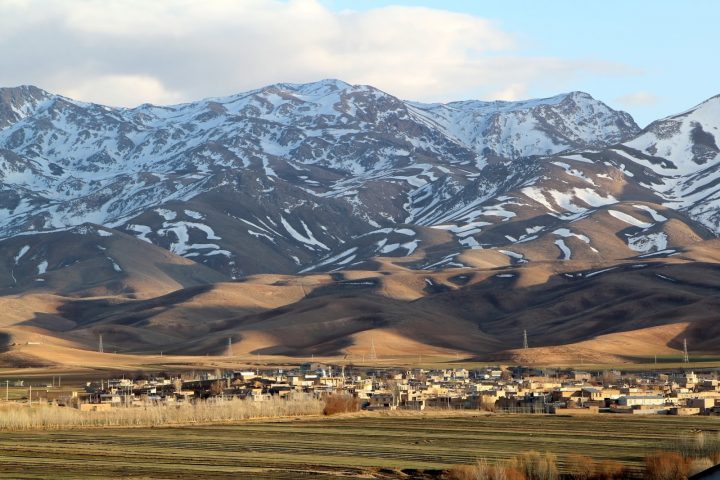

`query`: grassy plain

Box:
[0,412,717,479]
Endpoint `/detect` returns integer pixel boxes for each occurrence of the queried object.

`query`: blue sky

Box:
[323,0,718,126]
[1,0,715,127]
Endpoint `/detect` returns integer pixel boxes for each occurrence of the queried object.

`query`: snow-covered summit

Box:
[624,95,720,175]
[408,90,639,160]
[607,95,720,232]
[0,85,56,128]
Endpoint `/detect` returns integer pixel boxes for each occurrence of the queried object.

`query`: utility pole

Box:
[5,380,8,402]
[683,338,690,364]
[369,337,377,361]
[523,329,528,350]
[226,337,233,357]
[98,334,103,353]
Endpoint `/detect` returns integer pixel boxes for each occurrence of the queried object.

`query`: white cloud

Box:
[60,75,184,107]
[488,84,529,102]
[616,91,661,107]
[0,0,639,106]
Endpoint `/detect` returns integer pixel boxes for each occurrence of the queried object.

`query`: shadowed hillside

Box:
[0,250,718,367]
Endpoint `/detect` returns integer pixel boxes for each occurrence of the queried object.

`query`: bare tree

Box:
[209,380,224,397]
[172,378,183,392]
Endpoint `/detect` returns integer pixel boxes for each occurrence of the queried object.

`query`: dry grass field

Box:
[0,396,324,430]
[0,412,717,479]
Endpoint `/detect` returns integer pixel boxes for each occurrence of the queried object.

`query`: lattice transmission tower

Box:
[369,337,377,361]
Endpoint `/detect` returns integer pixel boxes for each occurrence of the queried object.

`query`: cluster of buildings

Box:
[352,366,720,415]
[10,365,720,415]
[478,369,720,416]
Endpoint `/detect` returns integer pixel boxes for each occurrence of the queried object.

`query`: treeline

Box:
[0,394,324,430]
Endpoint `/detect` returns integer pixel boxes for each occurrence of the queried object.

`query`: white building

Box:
[618,395,665,407]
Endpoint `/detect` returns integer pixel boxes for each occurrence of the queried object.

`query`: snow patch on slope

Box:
[628,232,668,253]
[37,260,48,275]
[608,210,653,229]
[280,216,330,251]
[14,245,30,264]
[554,239,571,260]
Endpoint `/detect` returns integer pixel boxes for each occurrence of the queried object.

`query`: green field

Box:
[0,413,717,479]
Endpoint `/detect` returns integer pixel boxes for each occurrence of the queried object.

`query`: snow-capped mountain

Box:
[612,95,720,231]
[0,85,53,128]
[408,91,637,160]
[2,79,717,287]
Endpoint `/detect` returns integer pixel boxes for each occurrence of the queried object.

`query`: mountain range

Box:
[0,80,719,366]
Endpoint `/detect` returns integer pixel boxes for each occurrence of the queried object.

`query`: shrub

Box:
[450,460,494,480]
[509,451,558,480]
[566,454,595,480]
[449,459,526,480]
[322,393,359,416]
[449,464,478,480]
[595,460,627,480]
[479,399,497,412]
[644,452,690,480]
[501,466,528,480]
[688,457,714,477]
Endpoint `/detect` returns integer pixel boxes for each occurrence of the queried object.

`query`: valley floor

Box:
[0,412,716,479]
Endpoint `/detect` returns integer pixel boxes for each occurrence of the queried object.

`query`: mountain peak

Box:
[678,93,720,118]
[563,90,595,100]
[0,84,50,97]
[0,85,54,128]
[262,78,355,97]
[624,92,720,176]
[407,90,639,159]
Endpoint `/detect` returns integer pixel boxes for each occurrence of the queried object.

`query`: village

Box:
[6,364,720,416]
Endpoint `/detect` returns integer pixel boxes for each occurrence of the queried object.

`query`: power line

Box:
[369,337,377,361]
